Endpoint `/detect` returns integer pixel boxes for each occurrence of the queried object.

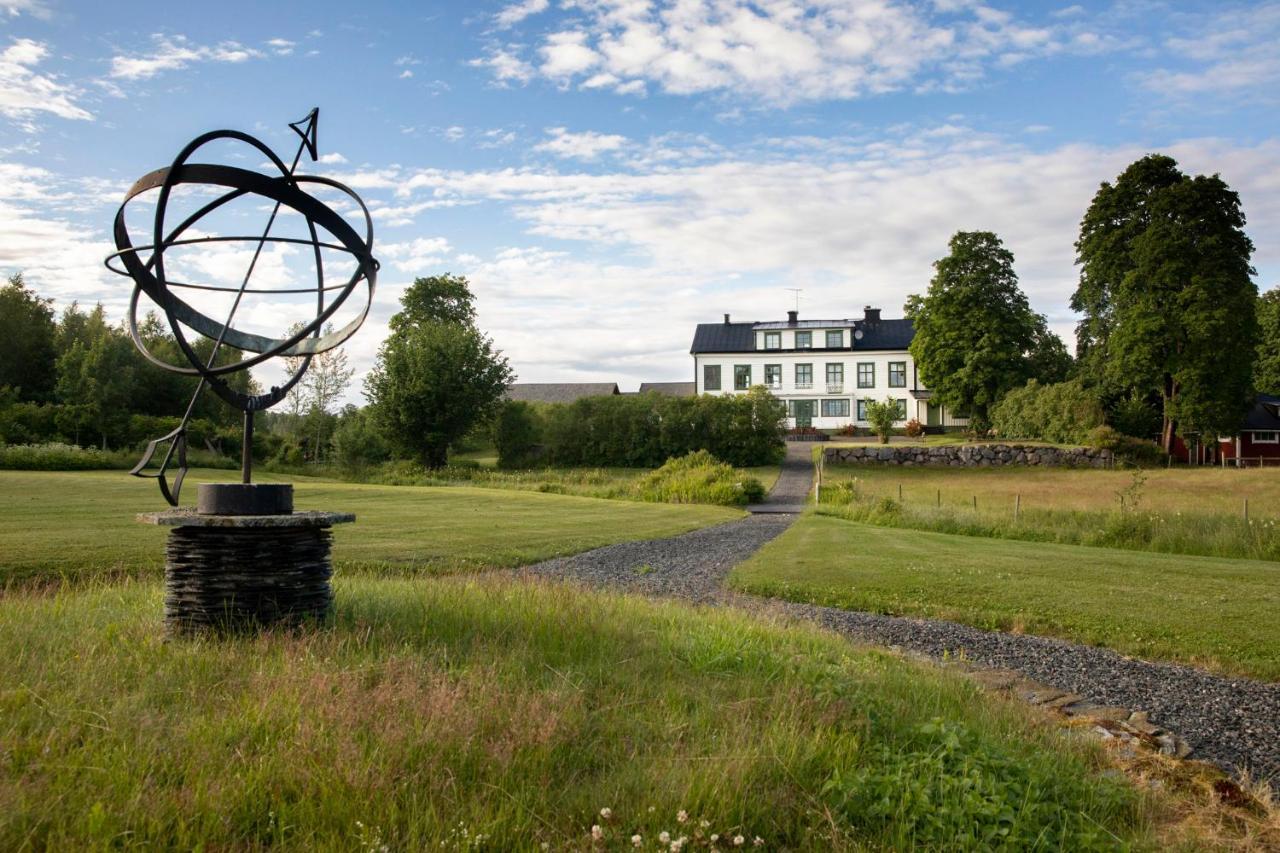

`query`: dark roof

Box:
[690,322,756,353]
[506,382,620,404]
[690,318,914,353]
[639,381,696,397]
[1243,394,1280,431]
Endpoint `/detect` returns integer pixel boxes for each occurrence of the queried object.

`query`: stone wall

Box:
[825,443,1113,468]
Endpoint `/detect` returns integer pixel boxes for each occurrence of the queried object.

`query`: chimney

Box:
[723,313,731,324]
[787,310,798,325]
[863,305,881,323]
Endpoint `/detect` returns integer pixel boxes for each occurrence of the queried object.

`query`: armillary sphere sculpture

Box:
[106,108,378,508]
[111,109,378,632]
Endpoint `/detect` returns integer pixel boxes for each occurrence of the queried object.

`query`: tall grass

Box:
[633,451,766,505]
[0,442,236,471]
[0,574,1158,849]
[818,479,1280,562]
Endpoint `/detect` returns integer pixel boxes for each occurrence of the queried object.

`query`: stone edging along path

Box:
[525,444,1280,785]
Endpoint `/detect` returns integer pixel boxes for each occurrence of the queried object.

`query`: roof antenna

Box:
[785,288,803,311]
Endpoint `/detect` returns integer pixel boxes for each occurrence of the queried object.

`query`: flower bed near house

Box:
[786,426,829,442]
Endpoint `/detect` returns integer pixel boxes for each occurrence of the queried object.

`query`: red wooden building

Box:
[1176,394,1280,466]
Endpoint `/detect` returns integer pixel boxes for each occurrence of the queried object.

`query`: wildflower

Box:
[677,810,688,824]
[700,820,711,829]
[631,835,643,848]
[600,807,613,820]
[659,831,671,844]
[711,834,720,843]
[753,837,764,847]
[592,825,604,841]
[671,839,685,852]
[733,836,745,847]
[541,844,550,851]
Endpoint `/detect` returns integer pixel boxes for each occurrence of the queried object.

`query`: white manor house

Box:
[690,307,971,431]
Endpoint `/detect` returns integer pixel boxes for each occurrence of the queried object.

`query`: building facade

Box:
[690,307,969,430]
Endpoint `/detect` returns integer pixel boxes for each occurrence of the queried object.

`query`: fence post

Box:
[898,483,903,502]
[972,495,977,511]
[1244,498,1249,522]
[936,488,940,508]
[1015,493,1021,521]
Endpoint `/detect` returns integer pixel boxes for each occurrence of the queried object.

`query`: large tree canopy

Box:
[1072,154,1257,452]
[906,231,1045,430]
[0,273,58,402]
[366,273,512,467]
[389,273,477,332]
[1257,288,1280,396]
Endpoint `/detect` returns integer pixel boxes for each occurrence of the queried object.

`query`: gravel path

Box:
[525,443,1280,783]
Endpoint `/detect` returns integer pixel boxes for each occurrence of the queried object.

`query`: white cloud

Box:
[399,69,413,79]
[0,38,92,127]
[110,34,265,80]
[1137,3,1280,99]
[471,0,1114,104]
[266,38,295,56]
[379,236,453,271]
[316,152,348,164]
[534,127,628,160]
[495,0,549,29]
[1,0,49,18]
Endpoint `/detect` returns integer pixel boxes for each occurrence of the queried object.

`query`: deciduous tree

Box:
[1073,154,1257,452]
[0,273,58,402]
[906,231,1040,431]
[1256,287,1280,395]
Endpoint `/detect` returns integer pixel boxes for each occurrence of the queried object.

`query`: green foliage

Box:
[0,273,58,402]
[990,379,1105,444]
[389,273,477,331]
[0,442,115,470]
[1255,287,1280,395]
[1085,425,1165,467]
[633,450,766,506]
[331,406,391,469]
[1108,391,1162,440]
[366,322,513,469]
[864,397,899,444]
[906,232,1047,430]
[1027,319,1075,384]
[493,400,542,469]
[536,389,785,468]
[1073,154,1258,451]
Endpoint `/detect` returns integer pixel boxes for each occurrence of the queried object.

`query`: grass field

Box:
[0,573,1172,850]
[731,514,1280,681]
[816,464,1280,562]
[0,469,741,584]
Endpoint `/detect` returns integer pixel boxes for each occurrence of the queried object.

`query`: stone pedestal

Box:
[137,509,354,634]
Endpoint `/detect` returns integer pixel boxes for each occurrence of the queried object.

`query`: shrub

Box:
[0,442,115,470]
[990,379,1105,444]
[903,418,924,438]
[494,400,542,469]
[864,399,899,444]
[633,450,766,506]
[1086,425,1166,467]
[332,407,392,469]
[541,389,785,468]
[836,423,857,437]
[1109,392,1161,440]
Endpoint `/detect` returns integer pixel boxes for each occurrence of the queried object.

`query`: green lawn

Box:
[0,574,1164,849]
[732,513,1280,681]
[0,469,741,584]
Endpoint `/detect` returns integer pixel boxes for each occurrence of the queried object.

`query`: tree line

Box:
[907,153,1278,454]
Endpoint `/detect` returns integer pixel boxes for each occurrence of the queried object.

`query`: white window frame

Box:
[1253,431,1279,444]
[763,331,781,350]
[825,330,843,348]
[888,361,907,388]
[795,331,812,349]
[821,399,850,418]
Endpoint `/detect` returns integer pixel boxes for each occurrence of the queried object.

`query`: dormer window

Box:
[795,331,812,349]
[825,330,843,348]
[763,331,781,350]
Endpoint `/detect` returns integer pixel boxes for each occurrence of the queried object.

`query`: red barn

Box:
[1221,394,1280,466]
[1173,395,1280,466]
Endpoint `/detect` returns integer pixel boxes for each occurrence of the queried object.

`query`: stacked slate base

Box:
[139,503,354,635]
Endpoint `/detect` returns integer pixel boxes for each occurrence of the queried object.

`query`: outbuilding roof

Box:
[1243,394,1280,431]
[506,382,620,404]
[639,381,696,397]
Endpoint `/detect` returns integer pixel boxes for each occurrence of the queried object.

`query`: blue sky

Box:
[1,0,1278,397]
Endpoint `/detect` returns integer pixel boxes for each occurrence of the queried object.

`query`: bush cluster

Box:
[989,379,1105,444]
[633,450,766,506]
[1086,425,1166,467]
[496,389,786,469]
